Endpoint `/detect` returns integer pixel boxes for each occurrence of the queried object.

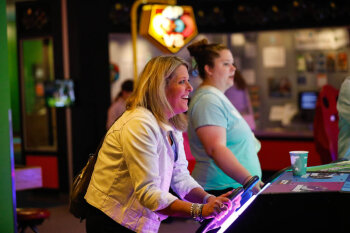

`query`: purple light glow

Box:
[218,183,271,233]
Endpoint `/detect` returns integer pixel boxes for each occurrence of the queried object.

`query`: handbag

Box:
[69,138,104,220]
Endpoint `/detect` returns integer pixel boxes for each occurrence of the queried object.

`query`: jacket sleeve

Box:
[337,79,350,123]
[121,116,178,211]
[170,131,202,200]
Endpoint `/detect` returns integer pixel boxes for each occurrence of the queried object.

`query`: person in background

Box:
[85,55,241,233]
[106,79,134,129]
[225,69,256,131]
[186,39,263,199]
[337,76,350,161]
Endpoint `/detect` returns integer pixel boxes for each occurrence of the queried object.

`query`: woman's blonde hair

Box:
[126,55,189,131]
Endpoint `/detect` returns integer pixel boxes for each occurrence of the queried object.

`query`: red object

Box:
[313,85,339,163]
[17,208,50,221]
[182,132,196,173]
[17,208,50,232]
[180,14,195,37]
[183,132,322,173]
[26,155,59,189]
[183,132,324,173]
[258,140,322,171]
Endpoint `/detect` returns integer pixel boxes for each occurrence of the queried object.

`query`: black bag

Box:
[69,139,104,220]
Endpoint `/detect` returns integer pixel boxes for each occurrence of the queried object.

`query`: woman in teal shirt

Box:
[187,39,263,195]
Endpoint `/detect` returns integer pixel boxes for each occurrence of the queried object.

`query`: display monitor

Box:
[299,91,318,110]
[298,91,318,121]
[44,79,75,107]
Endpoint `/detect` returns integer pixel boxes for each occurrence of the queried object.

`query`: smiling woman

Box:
[84,55,241,233]
[165,65,193,118]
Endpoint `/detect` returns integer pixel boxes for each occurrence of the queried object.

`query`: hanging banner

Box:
[140,5,198,53]
[295,28,349,50]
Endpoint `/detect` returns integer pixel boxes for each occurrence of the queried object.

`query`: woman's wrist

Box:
[203,194,215,204]
[190,203,204,222]
[242,175,253,185]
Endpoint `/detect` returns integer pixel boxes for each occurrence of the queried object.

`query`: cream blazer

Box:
[85,107,201,233]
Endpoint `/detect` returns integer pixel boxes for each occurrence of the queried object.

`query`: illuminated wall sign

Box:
[295,28,349,50]
[140,5,198,53]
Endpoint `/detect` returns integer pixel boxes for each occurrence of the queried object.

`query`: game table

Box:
[201,161,350,233]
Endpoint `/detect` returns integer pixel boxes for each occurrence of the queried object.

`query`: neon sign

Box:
[140,5,198,53]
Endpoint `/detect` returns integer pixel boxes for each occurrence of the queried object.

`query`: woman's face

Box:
[165,65,193,118]
[207,49,236,92]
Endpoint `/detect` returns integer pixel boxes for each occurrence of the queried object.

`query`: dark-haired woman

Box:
[187,39,263,197]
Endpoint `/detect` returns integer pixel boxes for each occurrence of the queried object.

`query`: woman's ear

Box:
[204,64,212,76]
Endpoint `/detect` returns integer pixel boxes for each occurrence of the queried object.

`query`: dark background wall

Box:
[67,0,110,176]
[109,0,350,33]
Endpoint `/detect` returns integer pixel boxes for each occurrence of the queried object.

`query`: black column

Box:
[67,0,110,175]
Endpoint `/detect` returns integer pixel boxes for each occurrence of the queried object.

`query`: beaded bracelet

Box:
[190,203,204,222]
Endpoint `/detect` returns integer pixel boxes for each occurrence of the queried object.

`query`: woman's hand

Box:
[201,190,242,220]
[251,181,264,194]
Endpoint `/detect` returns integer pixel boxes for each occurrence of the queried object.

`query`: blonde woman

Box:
[85,55,241,233]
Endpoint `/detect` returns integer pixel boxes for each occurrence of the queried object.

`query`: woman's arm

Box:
[338,79,350,123]
[157,188,240,219]
[196,125,252,185]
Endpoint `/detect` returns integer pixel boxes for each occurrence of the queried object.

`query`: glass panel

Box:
[20,37,57,151]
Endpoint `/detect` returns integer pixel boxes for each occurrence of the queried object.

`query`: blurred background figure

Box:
[337,76,350,161]
[225,70,256,131]
[106,79,134,129]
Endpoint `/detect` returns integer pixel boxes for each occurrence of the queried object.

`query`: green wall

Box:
[7,8,20,134]
[22,40,44,114]
[0,0,16,232]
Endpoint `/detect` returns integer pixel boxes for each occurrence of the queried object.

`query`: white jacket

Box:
[85,107,201,233]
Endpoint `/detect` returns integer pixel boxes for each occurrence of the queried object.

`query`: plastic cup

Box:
[289,151,308,176]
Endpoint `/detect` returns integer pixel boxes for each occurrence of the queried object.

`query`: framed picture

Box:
[297,54,306,72]
[326,53,336,72]
[337,52,348,72]
[268,76,292,98]
[304,53,315,72]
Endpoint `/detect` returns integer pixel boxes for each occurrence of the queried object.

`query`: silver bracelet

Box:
[190,203,194,217]
[203,194,215,204]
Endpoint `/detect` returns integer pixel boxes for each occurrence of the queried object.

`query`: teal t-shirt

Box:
[188,86,262,190]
